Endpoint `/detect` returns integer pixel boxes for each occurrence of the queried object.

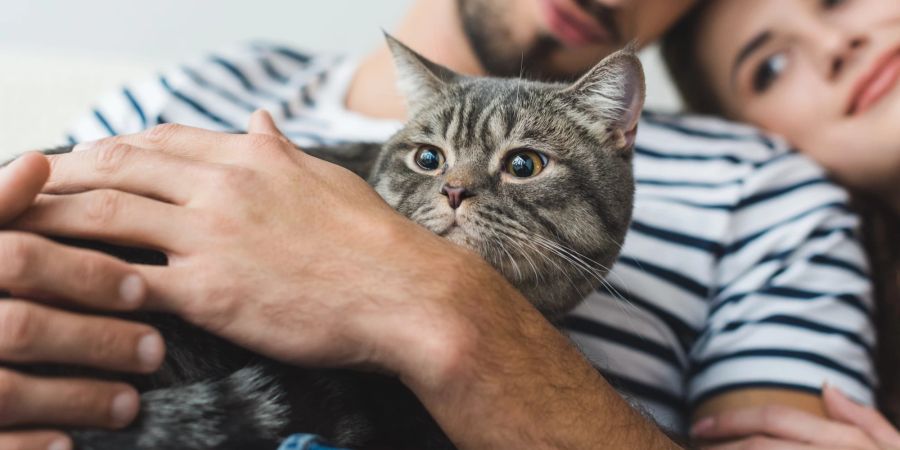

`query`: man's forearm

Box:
[399,258,682,450]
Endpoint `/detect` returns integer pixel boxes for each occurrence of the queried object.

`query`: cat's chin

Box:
[440,226,470,245]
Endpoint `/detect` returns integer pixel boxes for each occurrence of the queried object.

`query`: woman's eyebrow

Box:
[731,30,773,88]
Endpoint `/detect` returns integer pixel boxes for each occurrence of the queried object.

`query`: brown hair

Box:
[858,196,900,424]
[660,1,725,116]
[661,2,900,424]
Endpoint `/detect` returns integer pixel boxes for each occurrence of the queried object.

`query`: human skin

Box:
[692,0,900,214]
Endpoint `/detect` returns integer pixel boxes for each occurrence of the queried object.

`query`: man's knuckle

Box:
[246,133,281,150]
[73,256,108,288]
[0,303,37,356]
[84,327,123,363]
[85,190,122,226]
[0,235,35,282]
[145,123,182,145]
[93,143,131,174]
[0,370,18,423]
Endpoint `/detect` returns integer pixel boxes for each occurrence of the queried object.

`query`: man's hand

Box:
[0,153,165,450]
[692,385,900,449]
[14,114,471,377]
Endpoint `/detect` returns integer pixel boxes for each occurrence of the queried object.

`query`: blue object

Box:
[278,434,351,450]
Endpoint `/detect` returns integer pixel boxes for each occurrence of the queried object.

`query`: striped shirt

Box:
[66,43,876,435]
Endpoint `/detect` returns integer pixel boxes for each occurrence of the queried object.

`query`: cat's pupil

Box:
[507,151,545,178]
[416,147,443,171]
[511,155,534,177]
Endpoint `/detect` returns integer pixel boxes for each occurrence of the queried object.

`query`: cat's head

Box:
[371,35,644,318]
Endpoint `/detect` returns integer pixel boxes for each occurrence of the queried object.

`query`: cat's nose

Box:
[440,184,475,209]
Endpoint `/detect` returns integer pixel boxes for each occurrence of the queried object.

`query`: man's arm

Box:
[402,264,681,450]
[13,114,683,449]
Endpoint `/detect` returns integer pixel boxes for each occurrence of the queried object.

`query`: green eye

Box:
[505,150,547,178]
[415,146,445,171]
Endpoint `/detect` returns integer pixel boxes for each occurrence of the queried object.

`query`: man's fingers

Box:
[43,143,205,204]
[74,123,238,161]
[11,190,194,254]
[0,430,72,450]
[0,369,140,429]
[0,301,164,373]
[823,385,900,448]
[247,109,285,137]
[691,404,878,449]
[0,153,50,224]
[0,232,149,310]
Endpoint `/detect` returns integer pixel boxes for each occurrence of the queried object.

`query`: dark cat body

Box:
[5,38,645,450]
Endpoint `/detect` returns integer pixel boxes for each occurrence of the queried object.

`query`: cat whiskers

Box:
[480,225,525,282]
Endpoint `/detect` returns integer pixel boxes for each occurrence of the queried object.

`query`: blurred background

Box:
[0,0,681,159]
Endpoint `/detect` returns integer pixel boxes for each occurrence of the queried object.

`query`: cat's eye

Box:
[504,150,548,178]
[415,146,445,171]
[752,52,788,93]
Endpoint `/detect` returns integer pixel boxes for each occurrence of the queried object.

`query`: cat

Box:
[6,35,644,450]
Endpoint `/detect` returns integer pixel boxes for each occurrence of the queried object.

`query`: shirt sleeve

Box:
[64,42,321,144]
[688,150,877,408]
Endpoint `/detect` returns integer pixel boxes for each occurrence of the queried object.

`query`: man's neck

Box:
[344,0,485,120]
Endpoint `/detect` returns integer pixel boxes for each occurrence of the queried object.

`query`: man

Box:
[0,0,875,448]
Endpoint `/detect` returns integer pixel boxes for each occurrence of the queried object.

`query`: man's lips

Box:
[848,47,900,116]
[539,0,613,47]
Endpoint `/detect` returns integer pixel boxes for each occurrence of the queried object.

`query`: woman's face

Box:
[695,0,900,194]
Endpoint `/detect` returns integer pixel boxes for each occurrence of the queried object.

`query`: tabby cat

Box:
[8,36,644,450]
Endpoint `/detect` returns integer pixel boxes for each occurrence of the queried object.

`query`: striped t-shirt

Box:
[65,43,876,435]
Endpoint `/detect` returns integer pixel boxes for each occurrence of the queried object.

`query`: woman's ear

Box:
[565,44,646,150]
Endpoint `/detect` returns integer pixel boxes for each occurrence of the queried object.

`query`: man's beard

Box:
[457,0,562,80]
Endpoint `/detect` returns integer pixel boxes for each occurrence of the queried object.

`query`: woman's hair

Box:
[660,1,725,116]
[858,196,900,425]
[662,1,900,425]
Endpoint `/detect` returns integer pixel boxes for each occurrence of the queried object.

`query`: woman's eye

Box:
[821,0,848,9]
[505,150,548,178]
[414,146,445,171]
[752,52,788,93]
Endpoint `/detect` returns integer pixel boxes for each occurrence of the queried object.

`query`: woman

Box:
[662,0,900,447]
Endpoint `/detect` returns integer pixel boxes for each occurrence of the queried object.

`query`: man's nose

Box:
[440,184,475,209]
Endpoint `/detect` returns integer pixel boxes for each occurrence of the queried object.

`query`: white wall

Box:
[0,1,680,158]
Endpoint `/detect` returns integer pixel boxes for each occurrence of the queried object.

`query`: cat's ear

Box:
[384,33,461,114]
[565,44,646,150]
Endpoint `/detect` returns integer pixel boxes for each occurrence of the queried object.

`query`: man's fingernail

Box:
[73,141,97,152]
[690,417,715,436]
[111,390,139,428]
[48,437,72,450]
[119,275,145,307]
[137,333,165,370]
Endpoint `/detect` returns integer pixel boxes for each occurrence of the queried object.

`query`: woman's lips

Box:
[848,48,900,116]
[539,0,612,47]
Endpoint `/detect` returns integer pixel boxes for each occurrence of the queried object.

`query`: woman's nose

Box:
[812,26,868,81]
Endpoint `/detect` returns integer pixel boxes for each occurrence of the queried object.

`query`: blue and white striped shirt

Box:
[66,43,876,435]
